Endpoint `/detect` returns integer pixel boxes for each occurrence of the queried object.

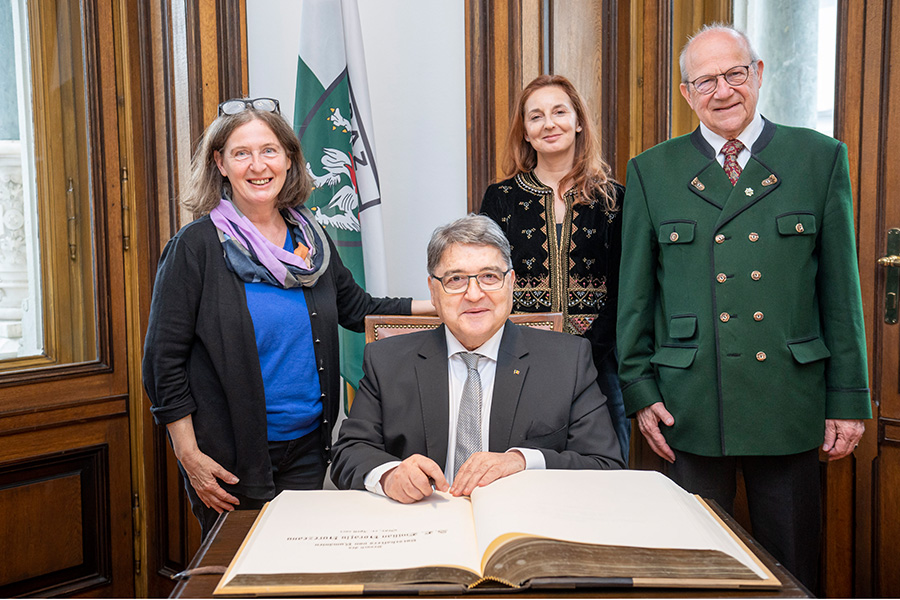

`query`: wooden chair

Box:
[364,313,564,344]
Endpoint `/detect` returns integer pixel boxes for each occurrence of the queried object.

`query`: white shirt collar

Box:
[700,112,764,156]
[444,323,505,362]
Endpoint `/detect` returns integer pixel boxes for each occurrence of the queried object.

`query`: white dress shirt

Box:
[700,112,764,170]
[364,326,546,495]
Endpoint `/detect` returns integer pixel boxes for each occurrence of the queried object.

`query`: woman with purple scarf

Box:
[142,98,433,539]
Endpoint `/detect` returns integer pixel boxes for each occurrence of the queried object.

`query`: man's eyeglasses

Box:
[687,64,754,95]
[431,269,511,294]
[218,97,281,117]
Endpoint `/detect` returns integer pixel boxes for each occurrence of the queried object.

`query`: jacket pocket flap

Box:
[658,221,696,244]
[777,213,817,235]
[668,315,697,339]
[650,346,698,369]
[524,424,567,449]
[787,337,831,364]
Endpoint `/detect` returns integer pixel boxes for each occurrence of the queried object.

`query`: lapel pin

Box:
[513,369,520,375]
[744,187,754,197]
[762,174,778,186]
[690,177,705,191]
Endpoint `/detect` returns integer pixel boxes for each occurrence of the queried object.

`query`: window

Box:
[734,0,837,136]
[0,0,99,371]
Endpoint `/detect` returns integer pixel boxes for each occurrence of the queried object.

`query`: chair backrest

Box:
[364,313,564,344]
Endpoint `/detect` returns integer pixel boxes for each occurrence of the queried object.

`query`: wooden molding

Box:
[465,0,495,212]
[216,0,248,100]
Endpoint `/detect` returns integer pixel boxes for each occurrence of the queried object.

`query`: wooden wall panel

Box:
[0,474,84,586]
[878,439,900,595]
[0,423,131,598]
[551,0,604,126]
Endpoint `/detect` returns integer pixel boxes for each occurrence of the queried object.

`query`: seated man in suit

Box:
[331,214,624,503]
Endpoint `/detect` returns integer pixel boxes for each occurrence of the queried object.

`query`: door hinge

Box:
[121,166,131,251]
[66,177,77,260]
[132,491,142,575]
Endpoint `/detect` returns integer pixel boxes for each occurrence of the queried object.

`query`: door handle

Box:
[879,228,900,324]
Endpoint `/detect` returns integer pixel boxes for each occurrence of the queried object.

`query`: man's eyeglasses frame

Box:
[686,64,756,95]
[431,269,512,294]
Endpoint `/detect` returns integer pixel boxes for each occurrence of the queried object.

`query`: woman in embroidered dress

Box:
[481,75,629,462]
[143,98,432,538]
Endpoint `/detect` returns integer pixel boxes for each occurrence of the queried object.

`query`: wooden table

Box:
[170,505,811,598]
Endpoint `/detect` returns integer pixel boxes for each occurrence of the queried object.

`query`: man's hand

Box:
[179,449,241,514]
[636,402,676,463]
[449,451,526,497]
[822,419,865,461]
[381,454,449,503]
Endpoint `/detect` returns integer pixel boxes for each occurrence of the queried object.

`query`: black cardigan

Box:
[481,172,624,367]
[142,215,411,500]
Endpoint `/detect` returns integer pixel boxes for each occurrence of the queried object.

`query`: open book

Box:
[213,470,780,596]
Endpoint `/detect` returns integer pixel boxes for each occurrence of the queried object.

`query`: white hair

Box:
[679,23,761,83]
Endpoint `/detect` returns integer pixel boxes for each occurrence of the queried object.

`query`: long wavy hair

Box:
[181,107,313,216]
[502,75,616,210]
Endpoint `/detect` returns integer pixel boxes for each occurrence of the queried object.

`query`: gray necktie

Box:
[454,352,482,474]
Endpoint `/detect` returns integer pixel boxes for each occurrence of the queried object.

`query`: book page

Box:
[221,490,482,586]
[470,470,766,578]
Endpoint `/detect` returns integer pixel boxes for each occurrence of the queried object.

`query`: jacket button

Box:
[795,223,805,233]
[751,270,762,280]
[756,351,767,361]
[715,234,726,244]
[320,392,326,398]
[749,232,759,242]
[314,338,321,344]
[318,366,324,371]
[324,445,331,452]
[327,458,332,465]
[716,273,727,283]
[311,312,317,317]
[753,311,764,321]
[322,419,329,425]
[719,312,730,322]
[669,231,679,242]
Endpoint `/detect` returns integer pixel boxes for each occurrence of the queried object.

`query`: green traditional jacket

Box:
[617,118,871,456]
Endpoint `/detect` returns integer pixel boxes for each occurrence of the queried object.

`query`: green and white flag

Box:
[294,0,387,392]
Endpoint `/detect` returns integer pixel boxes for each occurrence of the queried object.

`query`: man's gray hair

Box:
[427,214,512,275]
[679,23,761,83]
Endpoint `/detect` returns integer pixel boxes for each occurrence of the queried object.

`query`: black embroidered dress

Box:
[481,171,629,460]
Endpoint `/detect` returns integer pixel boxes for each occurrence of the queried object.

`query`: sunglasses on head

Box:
[217,97,281,117]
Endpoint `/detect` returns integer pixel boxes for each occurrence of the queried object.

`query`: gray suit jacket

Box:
[331,321,625,490]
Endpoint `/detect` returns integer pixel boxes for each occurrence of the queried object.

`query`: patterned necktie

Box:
[722,139,745,185]
[454,352,483,474]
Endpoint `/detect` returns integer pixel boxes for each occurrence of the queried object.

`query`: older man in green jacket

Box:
[617,24,871,592]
